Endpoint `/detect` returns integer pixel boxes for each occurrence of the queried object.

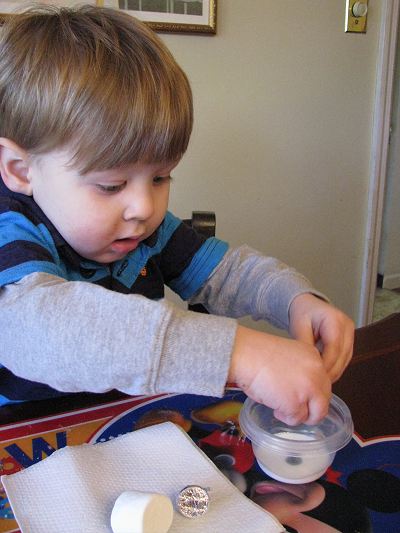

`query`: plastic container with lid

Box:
[239,394,353,484]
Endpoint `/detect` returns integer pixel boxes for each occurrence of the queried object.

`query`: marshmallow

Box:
[110,491,173,533]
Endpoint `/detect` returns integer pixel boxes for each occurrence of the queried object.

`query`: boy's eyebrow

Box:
[75,169,120,181]
[79,164,177,180]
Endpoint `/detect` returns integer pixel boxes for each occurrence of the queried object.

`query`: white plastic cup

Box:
[239,394,353,484]
[110,490,174,533]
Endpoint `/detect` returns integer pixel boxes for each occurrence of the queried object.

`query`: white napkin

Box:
[1,421,284,533]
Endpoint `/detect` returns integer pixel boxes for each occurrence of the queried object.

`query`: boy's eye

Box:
[153,175,172,185]
[96,183,126,193]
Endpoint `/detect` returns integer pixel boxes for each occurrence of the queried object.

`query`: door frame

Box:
[359,0,400,325]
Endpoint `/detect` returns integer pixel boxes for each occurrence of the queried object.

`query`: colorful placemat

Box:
[0,389,399,532]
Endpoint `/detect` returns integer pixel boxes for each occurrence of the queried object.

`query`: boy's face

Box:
[27,149,177,263]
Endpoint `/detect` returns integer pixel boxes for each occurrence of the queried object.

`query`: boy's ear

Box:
[0,137,33,195]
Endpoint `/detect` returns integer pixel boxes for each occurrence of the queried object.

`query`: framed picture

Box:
[100,0,217,34]
[0,0,216,34]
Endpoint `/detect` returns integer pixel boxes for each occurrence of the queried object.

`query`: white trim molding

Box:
[359,0,400,325]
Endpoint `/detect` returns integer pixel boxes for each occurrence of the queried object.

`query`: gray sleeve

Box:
[190,245,328,330]
[0,272,237,397]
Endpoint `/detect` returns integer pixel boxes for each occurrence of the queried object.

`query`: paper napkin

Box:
[2,421,284,533]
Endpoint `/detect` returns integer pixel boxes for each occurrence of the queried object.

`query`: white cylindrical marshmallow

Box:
[110,490,173,533]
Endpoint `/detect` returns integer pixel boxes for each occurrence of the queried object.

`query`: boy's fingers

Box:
[274,403,309,426]
[320,342,340,373]
[274,389,331,426]
[307,393,330,425]
[290,319,315,346]
[321,333,354,382]
[274,392,330,426]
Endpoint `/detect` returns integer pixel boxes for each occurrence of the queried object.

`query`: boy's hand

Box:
[229,325,332,426]
[288,294,354,382]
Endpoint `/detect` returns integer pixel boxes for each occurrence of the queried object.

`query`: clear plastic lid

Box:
[239,394,353,456]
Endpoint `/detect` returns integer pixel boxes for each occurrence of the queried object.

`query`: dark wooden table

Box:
[333,312,400,439]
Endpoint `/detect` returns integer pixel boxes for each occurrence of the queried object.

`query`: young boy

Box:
[0,5,353,425]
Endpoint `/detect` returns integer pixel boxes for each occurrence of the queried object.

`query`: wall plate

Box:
[345,0,368,33]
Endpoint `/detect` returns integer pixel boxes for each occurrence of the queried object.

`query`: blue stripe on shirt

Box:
[0,394,23,406]
[169,237,229,300]
[157,211,184,248]
[0,208,64,286]
[0,260,63,286]
[0,212,54,249]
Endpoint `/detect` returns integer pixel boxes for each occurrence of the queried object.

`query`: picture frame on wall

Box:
[100,0,217,34]
[0,0,217,34]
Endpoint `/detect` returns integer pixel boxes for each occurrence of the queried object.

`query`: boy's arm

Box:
[0,272,236,397]
[1,272,337,424]
[189,244,326,329]
[190,245,354,383]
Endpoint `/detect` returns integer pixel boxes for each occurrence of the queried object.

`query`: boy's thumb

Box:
[290,320,315,346]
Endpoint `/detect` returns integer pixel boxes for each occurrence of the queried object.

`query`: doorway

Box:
[373,21,400,321]
[359,0,400,325]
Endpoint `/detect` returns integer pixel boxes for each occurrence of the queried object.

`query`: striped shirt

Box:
[0,177,229,401]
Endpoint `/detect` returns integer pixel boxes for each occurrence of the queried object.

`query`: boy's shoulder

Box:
[155,211,207,251]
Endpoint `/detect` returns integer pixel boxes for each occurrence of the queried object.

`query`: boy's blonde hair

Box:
[0,5,193,172]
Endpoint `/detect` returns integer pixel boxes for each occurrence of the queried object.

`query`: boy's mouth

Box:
[111,237,141,254]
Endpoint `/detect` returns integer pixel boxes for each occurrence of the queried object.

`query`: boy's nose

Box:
[123,187,154,221]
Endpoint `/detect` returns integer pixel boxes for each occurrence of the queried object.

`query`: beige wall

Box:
[162,1,381,331]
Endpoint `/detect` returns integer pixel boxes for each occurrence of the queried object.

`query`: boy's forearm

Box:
[190,245,328,330]
[0,272,236,397]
